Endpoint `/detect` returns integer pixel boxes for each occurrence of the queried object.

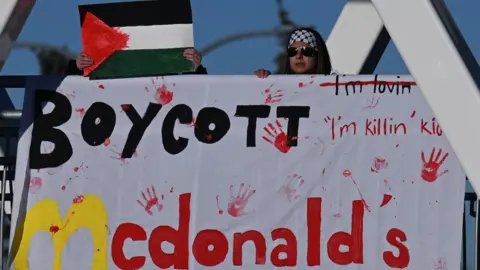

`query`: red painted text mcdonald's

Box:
[111,193,410,269]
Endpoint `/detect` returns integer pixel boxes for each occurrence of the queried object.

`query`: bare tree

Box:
[200,27,295,57]
[273,0,297,73]
[14,42,75,75]
[199,0,315,73]
[200,0,304,73]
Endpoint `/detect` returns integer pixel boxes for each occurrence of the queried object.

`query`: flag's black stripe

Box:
[79,0,192,27]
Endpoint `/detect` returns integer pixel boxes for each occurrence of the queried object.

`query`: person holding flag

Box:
[66,0,207,77]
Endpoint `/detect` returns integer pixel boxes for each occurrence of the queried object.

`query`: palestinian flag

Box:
[79,0,194,78]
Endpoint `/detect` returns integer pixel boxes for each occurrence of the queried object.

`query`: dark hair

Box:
[283,27,332,75]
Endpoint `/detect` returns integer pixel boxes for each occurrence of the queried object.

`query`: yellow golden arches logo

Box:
[11,194,108,270]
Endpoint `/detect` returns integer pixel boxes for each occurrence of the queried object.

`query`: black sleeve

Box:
[65,59,83,76]
[195,65,208,74]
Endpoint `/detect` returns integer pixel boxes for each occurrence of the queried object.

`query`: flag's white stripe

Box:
[120,24,194,50]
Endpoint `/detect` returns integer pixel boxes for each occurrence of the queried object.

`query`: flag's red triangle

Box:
[81,10,130,76]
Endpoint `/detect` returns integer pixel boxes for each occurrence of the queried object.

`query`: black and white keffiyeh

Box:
[288,30,317,48]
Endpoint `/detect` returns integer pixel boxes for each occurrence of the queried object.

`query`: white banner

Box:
[10,75,465,269]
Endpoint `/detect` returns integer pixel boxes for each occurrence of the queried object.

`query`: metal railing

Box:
[0,119,17,269]
[0,75,478,269]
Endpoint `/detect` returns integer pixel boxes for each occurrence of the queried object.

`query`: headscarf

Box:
[282,27,332,75]
[288,29,317,48]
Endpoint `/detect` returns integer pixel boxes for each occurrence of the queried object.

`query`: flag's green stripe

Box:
[90,48,195,78]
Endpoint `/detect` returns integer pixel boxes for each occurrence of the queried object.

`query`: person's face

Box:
[288,41,317,74]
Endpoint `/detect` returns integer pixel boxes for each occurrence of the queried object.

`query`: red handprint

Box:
[262,120,291,153]
[29,177,42,194]
[421,148,449,182]
[137,186,164,216]
[226,183,256,217]
[146,78,173,105]
[262,89,284,104]
[434,258,446,270]
[278,174,304,202]
[370,157,388,173]
[154,84,173,105]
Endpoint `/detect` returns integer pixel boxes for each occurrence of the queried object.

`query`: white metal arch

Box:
[0,0,35,110]
[327,0,480,195]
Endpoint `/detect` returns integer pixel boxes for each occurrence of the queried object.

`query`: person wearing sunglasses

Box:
[255,27,332,78]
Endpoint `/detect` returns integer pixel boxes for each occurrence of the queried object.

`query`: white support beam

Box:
[371,0,480,192]
[0,0,35,70]
[326,0,390,74]
[0,0,36,110]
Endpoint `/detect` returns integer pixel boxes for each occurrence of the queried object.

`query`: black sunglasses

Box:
[287,47,317,57]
